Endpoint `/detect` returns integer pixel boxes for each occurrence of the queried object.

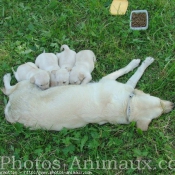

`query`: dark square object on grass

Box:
[130,10,148,30]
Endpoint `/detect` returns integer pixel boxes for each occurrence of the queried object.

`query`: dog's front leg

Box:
[102,59,140,80]
[126,57,154,88]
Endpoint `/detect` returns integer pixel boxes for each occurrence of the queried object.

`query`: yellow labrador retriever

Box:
[2,57,174,131]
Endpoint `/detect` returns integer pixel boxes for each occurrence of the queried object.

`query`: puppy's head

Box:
[129,89,174,131]
[30,71,50,90]
[51,69,69,86]
[69,68,85,85]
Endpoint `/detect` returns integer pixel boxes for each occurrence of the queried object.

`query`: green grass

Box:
[0,0,175,174]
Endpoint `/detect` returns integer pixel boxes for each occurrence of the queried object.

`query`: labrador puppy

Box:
[12,62,50,90]
[56,44,76,71]
[35,52,68,86]
[51,68,69,86]
[69,50,96,85]
[2,57,174,131]
[56,45,76,85]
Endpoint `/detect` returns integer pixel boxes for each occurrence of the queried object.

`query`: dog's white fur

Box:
[56,45,76,71]
[69,50,96,85]
[35,52,68,86]
[12,62,50,90]
[3,57,174,131]
[51,68,69,86]
[55,45,76,85]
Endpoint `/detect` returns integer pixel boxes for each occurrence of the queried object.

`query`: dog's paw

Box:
[143,57,154,66]
[3,73,11,82]
[128,59,141,69]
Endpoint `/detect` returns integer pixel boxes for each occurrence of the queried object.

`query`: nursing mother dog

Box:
[2,57,174,131]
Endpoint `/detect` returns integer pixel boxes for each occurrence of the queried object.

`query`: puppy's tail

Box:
[60,44,70,52]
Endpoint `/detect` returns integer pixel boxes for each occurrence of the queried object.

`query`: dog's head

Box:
[129,89,174,131]
[30,71,50,90]
[51,68,69,86]
[69,68,85,85]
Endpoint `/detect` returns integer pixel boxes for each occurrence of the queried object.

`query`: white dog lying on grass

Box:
[69,50,96,85]
[2,57,174,131]
[12,62,50,90]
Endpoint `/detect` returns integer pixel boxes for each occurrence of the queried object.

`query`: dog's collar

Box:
[126,92,135,122]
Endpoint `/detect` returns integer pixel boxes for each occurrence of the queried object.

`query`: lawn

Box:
[0,0,175,174]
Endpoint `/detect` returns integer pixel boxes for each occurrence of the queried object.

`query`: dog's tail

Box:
[60,44,70,52]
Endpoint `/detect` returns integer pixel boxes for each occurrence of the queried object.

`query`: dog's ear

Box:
[68,68,72,72]
[65,67,72,72]
[79,73,85,81]
[136,119,151,131]
[30,76,35,84]
[51,70,57,77]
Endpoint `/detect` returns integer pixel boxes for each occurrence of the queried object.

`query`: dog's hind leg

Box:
[102,59,140,80]
[126,57,154,88]
[2,73,17,95]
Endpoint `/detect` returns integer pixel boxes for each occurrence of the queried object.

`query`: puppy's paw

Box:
[128,59,141,70]
[143,57,154,66]
[3,73,11,83]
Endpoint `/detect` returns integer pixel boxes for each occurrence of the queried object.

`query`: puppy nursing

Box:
[13,62,50,90]
[70,50,96,84]
[54,44,77,85]
[14,45,95,87]
[35,52,61,86]
[3,57,174,131]
[56,44,76,71]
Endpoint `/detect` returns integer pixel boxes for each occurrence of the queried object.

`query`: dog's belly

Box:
[5,81,132,130]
